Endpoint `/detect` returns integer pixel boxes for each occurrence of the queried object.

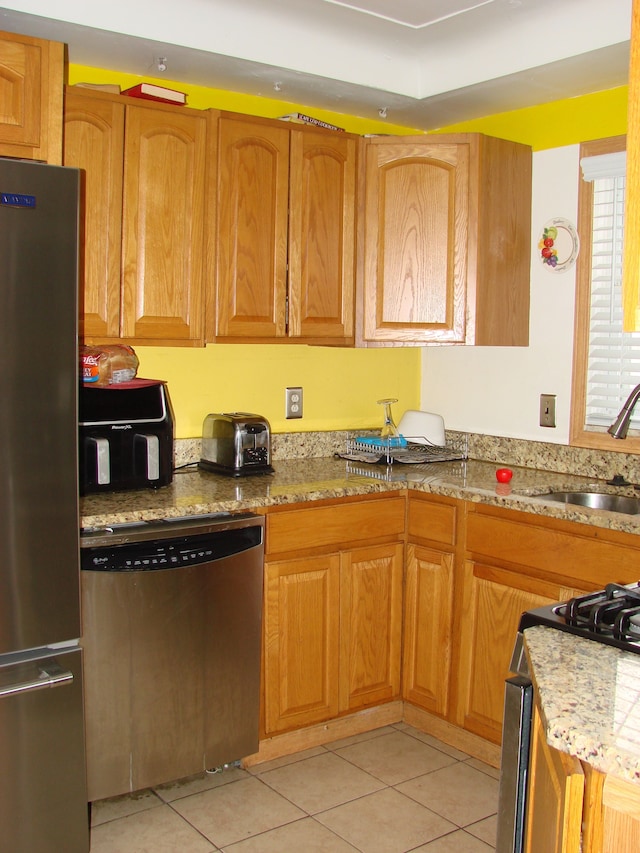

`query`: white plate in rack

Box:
[397,410,446,446]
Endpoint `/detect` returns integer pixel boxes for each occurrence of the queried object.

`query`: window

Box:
[570,135,640,453]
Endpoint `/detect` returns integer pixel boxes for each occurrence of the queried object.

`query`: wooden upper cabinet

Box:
[360,133,531,346]
[215,115,290,339]
[362,139,469,344]
[213,113,357,344]
[0,30,64,163]
[121,104,206,343]
[64,89,124,340]
[64,88,208,346]
[288,128,356,341]
[624,0,640,331]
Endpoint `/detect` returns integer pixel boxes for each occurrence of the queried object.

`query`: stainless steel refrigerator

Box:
[0,158,89,852]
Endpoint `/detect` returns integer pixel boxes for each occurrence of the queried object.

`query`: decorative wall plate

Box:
[538,217,580,272]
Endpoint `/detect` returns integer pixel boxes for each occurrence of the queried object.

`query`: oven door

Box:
[496,633,534,853]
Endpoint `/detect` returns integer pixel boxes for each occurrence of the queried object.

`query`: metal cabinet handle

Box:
[0,664,73,698]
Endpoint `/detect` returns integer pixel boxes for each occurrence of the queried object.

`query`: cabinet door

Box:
[0,31,63,163]
[216,116,289,339]
[64,90,124,340]
[121,104,206,343]
[340,542,403,711]
[264,553,340,734]
[403,543,453,718]
[600,774,640,853]
[455,560,587,743]
[362,138,470,343]
[524,703,584,853]
[288,129,356,342]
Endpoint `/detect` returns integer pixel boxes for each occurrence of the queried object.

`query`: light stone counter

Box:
[80,454,640,535]
[525,626,640,785]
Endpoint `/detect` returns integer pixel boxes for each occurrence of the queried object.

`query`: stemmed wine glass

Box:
[377,398,399,439]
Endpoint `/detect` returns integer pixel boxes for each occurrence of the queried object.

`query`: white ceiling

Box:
[0,0,633,129]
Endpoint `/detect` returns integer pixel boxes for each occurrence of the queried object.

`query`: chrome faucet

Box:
[608,383,640,439]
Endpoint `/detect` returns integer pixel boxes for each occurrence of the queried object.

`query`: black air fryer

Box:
[79,381,174,495]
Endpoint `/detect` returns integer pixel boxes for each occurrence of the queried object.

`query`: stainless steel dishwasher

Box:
[80,512,264,802]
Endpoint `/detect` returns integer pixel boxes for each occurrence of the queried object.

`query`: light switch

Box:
[540,393,556,428]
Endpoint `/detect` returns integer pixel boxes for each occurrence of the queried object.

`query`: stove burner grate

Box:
[562,583,640,641]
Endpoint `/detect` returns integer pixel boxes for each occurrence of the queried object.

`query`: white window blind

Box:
[581,153,640,430]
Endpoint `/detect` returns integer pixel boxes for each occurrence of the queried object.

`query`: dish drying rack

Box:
[340,432,468,465]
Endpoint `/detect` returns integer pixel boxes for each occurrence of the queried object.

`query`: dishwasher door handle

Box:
[0,662,74,698]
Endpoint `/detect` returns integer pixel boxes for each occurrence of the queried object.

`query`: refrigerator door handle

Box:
[0,661,74,698]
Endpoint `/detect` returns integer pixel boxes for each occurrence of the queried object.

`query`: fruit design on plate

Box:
[539,225,559,267]
[538,218,580,272]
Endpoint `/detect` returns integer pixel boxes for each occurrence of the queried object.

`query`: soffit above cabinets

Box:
[0,0,632,130]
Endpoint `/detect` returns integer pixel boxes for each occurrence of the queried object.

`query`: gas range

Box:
[520,582,640,654]
[500,582,640,852]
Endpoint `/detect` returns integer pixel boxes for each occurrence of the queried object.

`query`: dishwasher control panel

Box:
[80,514,264,572]
[81,540,220,571]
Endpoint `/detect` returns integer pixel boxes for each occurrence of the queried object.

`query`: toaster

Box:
[198,413,274,477]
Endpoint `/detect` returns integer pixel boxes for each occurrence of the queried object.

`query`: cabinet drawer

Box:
[466,506,640,588]
[266,496,405,555]
[407,495,457,547]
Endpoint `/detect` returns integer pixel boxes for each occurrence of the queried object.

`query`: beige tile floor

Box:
[88,723,499,852]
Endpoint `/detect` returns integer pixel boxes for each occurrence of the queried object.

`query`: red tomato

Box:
[544,237,554,248]
[496,468,513,483]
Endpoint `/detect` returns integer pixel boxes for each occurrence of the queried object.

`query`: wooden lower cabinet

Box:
[262,493,640,760]
[455,559,586,743]
[403,493,457,720]
[264,552,341,733]
[340,542,404,712]
[525,701,584,853]
[262,496,405,736]
[525,704,640,853]
[598,774,640,852]
[456,503,640,745]
[402,543,453,718]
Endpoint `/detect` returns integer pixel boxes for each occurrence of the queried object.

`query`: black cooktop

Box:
[519,582,640,654]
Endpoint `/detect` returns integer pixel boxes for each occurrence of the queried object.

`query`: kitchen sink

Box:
[543,491,640,515]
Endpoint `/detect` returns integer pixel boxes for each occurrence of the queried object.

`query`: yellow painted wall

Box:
[135,344,420,439]
[435,86,628,151]
[68,64,628,438]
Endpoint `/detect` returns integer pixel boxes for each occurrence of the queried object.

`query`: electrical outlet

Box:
[540,393,556,428]
[286,386,303,419]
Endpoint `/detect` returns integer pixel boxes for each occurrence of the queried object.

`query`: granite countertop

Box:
[79,455,640,534]
[525,626,640,785]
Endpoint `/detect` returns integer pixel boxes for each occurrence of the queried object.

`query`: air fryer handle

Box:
[88,436,110,485]
[134,433,160,481]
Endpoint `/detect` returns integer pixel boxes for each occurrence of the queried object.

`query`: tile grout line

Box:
[89,724,498,851]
